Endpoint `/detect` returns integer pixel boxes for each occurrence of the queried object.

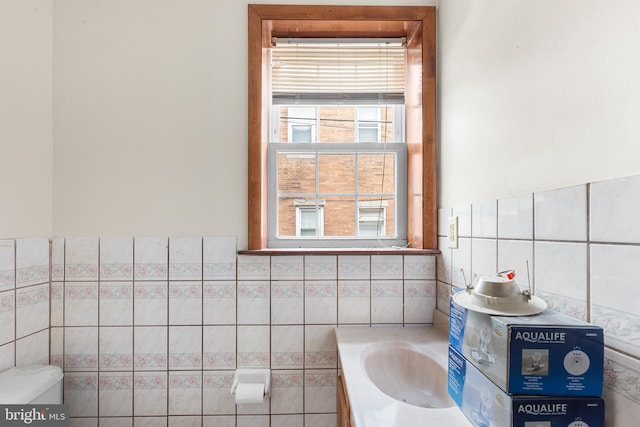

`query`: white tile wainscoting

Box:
[0,238,50,372]
[3,176,639,425]
[0,236,436,427]
[438,174,640,426]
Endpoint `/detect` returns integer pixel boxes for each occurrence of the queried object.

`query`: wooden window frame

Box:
[248,4,436,250]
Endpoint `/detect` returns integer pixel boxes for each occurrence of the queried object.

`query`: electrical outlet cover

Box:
[448,216,458,248]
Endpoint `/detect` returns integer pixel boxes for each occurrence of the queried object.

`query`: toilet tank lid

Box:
[0,365,63,404]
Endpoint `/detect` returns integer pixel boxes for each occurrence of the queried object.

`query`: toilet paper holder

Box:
[230,368,271,399]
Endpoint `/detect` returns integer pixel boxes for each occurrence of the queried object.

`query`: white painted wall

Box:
[439,0,640,207]
[52,0,242,241]
[51,0,437,249]
[9,0,635,244]
[0,0,53,238]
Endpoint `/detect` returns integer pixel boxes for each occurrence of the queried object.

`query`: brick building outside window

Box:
[267,40,407,248]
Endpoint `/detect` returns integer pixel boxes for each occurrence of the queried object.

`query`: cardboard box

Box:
[449,295,604,396]
[448,346,605,427]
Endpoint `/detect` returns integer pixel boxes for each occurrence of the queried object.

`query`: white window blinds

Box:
[271,42,406,105]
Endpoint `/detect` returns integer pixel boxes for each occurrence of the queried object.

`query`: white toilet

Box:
[0,365,64,404]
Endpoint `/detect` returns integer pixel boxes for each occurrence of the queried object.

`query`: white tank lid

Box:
[0,365,64,404]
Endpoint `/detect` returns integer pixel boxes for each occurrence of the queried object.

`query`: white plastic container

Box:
[0,365,64,404]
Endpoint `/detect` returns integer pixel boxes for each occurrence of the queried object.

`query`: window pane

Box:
[359,198,394,237]
[277,197,296,237]
[286,107,316,143]
[278,152,317,195]
[322,196,356,237]
[318,107,355,143]
[273,147,400,240]
[359,207,383,221]
[292,125,312,142]
[318,153,355,194]
[300,209,316,228]
[275,106,400,144]
[357,153,395,195]
[300,228,316,236]
[358,107,378,121]
[358,222,379,236]
[299,208,321,236]
[358,127,378,142]
[358,207,385,237]
[279,201,324,237]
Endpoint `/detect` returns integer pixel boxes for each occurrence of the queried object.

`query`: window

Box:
[296,205,324,236]
[287,107,316,143]
[268,39,407,248]
[248,5,437,250]
[358,206,386,237]
[357,107,381,143]
[269,141,405,247]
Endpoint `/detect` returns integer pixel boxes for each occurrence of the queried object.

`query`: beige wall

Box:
[52,0,242,241]
[438,0,640,207]
[51,0,436,249]
[7,0,636,244]
[0,0,53,238]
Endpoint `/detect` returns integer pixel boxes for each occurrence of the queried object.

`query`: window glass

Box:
[287,107,316,142]
[357,107,380,143]
[358,207,385,236]
[297,207,323,236]
[268,41,407,248]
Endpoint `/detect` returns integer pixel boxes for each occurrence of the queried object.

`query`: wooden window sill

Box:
[238,247,439,256]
